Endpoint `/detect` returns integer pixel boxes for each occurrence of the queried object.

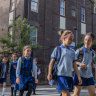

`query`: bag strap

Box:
[21,56,26,65]
[30,57,33,71]
[78,47,95,64]
[91,49,96,65]
[78,47,84,62]
[55,46,61,62]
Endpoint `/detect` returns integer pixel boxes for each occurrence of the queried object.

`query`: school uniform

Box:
[33,64,41,94]
[16,56,37,96]
[9,61,17,84]
[73,46,95,86]
[0,62,8,84]
[51,44,76,92]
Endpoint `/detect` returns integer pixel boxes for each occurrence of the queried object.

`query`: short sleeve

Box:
[16,57,22,78]
[51,47,58,60]
[32,59,37,79]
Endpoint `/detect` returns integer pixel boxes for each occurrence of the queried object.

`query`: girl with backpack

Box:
[16,45,38,96]
[72,33,96,96]
[47,30,82,96]
[9,53,18,96]
[0,56,9,96]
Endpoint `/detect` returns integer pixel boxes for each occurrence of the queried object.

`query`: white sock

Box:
[2,88,6,96]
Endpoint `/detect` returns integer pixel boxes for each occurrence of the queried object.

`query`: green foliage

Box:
[92,40,96,50]
[75,40,96,50]
[0,18,40,55]
[75,42,84,50]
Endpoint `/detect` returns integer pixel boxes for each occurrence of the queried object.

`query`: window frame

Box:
[10,0,15,11]
[31,0,39,13]
[60,0,65,16]
[30,26,38,46]
[71,9,76,17]
[81,7,85,22]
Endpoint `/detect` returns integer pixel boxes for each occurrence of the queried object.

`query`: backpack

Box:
[52,46,61,80]
[78,47,95,65]
[0,62,9,78]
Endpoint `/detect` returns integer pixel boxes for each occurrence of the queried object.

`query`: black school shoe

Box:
[33,92,36,95]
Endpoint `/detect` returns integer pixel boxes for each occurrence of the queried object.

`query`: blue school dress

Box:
[10,61,17,84]
[0,62,8,83]
[16,56,37,91]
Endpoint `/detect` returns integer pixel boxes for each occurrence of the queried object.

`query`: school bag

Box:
[77,47,96,78]
[0,62,9,78]
[78,47,95,64]
[52,46,61,80]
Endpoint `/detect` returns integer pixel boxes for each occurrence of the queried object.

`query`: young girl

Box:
[0,56,9,96]
[16,45,38,96]
[72,33,96,96]
[47,30,82,96]
[32,58,41,95]
[9,53,18,96]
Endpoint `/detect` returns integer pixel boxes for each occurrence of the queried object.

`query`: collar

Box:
[12,61,17,63]
[60,44,70,49]
[24,56,30,59]
[82,46,92,52]
[2,62,6,65]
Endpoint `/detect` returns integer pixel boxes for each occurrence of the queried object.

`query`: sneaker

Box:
[33,92,36,95]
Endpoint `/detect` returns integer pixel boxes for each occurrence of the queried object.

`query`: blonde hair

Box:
[58,30,73,41]
[22,45,32,56]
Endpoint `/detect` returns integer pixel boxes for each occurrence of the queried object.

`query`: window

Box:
[81,8,85,22]
[81,23,86,35]
[60,16,66,29]
[72,9,76,17]
[9,27,13,42]
[10,0,15,11]
[31,0,39,12]
[9,12,14,25]
[94,6,96,14]
[60,0,65,16]
[30,26,37,45]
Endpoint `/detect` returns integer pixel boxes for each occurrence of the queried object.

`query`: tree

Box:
[75,40,96,50]
[0,18,40,55]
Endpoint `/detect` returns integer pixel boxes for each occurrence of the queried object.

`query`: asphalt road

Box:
[0,85,96,96]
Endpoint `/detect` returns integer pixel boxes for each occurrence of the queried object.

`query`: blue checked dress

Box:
[17,57,35,90]
[10,61,17,84]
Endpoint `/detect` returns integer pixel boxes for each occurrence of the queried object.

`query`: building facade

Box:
[0,0,96,84]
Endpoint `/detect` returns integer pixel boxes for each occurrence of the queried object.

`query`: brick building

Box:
[0,0,96,84]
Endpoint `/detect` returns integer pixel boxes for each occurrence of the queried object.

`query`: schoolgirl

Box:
[9,53,18,96]
[0,56,9,96]
[16,45,38,96]
[72,33,96,96]
[47,30,82,96]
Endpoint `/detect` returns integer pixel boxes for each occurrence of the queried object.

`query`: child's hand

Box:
[78,76,82,85]
[47,74,52,81]
[80,63,87,70]
[35,79,38,83]
[92,64,95,68]
[16,77,20,84]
